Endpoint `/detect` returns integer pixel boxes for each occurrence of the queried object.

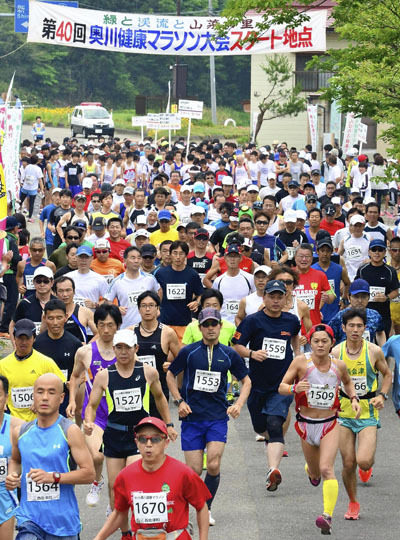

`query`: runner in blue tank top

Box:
[5,373,94,540]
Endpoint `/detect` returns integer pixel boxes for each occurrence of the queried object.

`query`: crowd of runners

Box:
[0,133,399,539]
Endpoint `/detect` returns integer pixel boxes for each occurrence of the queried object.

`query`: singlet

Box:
[123,163,136,182]
[187,252,213,282]
[295,353,341,411]
[17,416,81,536]
[106,363,149,427]
[103,165,115,183]
[85,163,97,175]
[245,291,264,316]
[0,414,14,498]
[338,340,379,420]
[65,304,88,342]
[23,258,47,296]
[82,342,116,423]
[134,323,169,392]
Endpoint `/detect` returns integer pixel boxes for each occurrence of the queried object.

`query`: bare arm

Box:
[83,368,108,433]
[5,425,22,491]
[227,375,251,418]
[235,298,247,327]
[202,258,220,288]
[56,212,72,242]
[146,365,177,441]
[197,503,210,540]
[66,346,89,417]
[93,509,128,540]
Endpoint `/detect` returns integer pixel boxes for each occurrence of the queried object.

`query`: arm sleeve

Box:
[376,312,385,332]
[229,350,249,380]
[113,473,131,512]
[231,318,251,346]
[182,468,211,510]
[168,348,189,376]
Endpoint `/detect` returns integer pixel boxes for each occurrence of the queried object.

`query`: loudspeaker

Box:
[173,64,188,100]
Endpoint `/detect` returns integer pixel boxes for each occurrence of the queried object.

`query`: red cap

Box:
[134,417,168,436]
[358,154,368,163]
[306,324,335,343]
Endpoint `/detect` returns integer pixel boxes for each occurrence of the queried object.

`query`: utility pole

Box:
[209,0,217,124]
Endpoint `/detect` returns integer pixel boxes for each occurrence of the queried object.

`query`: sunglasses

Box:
[256,221,269,225]
[66,236,80,240]
[31,248,45,253]
[95,250,109,254]
[370,247,386,252]
[159,219,170,223]
[201,320,220,328]
[280,279,294,285]
[136,435,166,444]
[34,277,51,284]
[390,248,400,252]
[142,255,155,260]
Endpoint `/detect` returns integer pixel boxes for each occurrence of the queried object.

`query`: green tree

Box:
[253,55,306,142]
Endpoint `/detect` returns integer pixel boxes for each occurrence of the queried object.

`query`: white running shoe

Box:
[255,434,266,442]
[86,478,104,507]
[208,510,216,526]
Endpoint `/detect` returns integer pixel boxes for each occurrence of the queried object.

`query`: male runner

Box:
[66,304,122,507]
[332,308,391,520]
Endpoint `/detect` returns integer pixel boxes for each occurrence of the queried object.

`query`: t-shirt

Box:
[113,456,210,538]
[105,272,159,328]
[39,203,56,246]
[212,270,255,323]
[210,225,232,252]
[320,218,344,236]
[275,229,308,262]
[364,222,389,243]
[34,331,82,380]
[168,341,248,421]
[90,258,125,285]
[22,164,43,191]
[0,350,66,421]
[253,234,286,262]
[382,336,400,413]
[108,238,131,262]
[294,267,331,327]
[356,262,400,323]
[329,307,384,344]
[232,310,300,391]
[13,294,57,334]
[90,210,120,224]
[156,266,203,326]
[64,162,82,186]
[66,270,108,304]
[149,228,179,247]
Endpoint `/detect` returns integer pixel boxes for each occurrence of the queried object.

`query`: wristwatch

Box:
[166,422,174,428]
[379,392,388,401]
[174,398,184,407]
[53,472,61,484]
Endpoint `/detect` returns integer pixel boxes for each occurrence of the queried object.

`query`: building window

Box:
[294,54,332,92]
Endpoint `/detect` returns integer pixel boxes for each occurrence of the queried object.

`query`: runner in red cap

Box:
[93,417,210,540]
[279,323,360,535]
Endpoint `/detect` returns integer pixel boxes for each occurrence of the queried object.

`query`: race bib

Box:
[113,388,142,412]
[348,375,367,397]
[262,338,287,360]
[193,369,221,393]
[68,168,77,176]
[74,296,86,307]
[25,174,35,185]
[0,458,7,482]
[11,386,34,408]
[138,355,156,369]
[345,246,362,260]
[369,286,385,301]
[307,384,336,409]
[34,322,41,335]
[226,300,239,315]
[127,291,141,307]
[25,275,35,290]
[362,329,370,341]
[328,279,335,293]
[166,284,186,300]
[295,290,315,309]
[104,274,115,285]
[26,474,60,502]
[133,492,168,524]
[286,246,296,260]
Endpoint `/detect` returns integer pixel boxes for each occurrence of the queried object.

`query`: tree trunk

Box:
[253,109,266,144]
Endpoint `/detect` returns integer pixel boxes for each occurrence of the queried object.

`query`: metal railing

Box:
[293,71,333,92]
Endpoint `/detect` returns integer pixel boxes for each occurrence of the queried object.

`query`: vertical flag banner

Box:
[0,106,7,257]
[3,108,23,201]
[342,113,361,156]
[329,100,341,146]
[307,104,318,151]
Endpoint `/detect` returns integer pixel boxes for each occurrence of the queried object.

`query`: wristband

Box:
[249,350,253,360]
[350,395,360,403]
[289,384,295,395]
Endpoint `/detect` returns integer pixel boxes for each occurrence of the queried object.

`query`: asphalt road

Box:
[21,124,139,145]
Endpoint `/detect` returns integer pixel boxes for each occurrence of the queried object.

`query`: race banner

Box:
[342,113,361,156]
[0,106,7,258]
[3,108,23,201]
[307,104,318,151]
[27,1,327,56]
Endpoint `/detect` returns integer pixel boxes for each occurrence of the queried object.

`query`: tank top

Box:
[18,416,80,536]
[267,216,281,236]
[70,210,90,228]
[103,165,114,183]
[312,261,342,323]
[245,291,264,316]
[295,353,341,411]
[85,163,96,175]
[23,258,47,296]
[234,164,250,183]
[338,340,378,420]
[134,323,169,392]
[124,164,136,182]
[82,342,116,420]
[106,362,148,427]
[187,252,213,282]
[65,304,87,342]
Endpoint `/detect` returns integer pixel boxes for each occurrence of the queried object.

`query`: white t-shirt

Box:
[342,234,371,281]
[352,169,372,198]
[105,271,159,328]
[175,202,198,225]
[259,185,280,200]
[314,182,326,198]
[329,165,343,184]
[281,194,304,212]
[22,164,43,191]
[66,270,109,304]
[213,270,255,323]
[248,161,260,183]
[259,160,275,186]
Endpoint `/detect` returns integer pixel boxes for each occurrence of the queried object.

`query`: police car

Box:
[70,102,115,138]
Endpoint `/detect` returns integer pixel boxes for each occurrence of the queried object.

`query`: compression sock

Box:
[323,478,339,516]
[204,473,220,509]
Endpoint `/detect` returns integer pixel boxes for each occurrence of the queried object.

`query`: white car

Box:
[71,102,114,138]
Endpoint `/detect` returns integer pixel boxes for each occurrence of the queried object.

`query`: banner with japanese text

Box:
[27,1,327,56]
[0,106,7,257]
[307,105,318,151]
[2,108,23,202]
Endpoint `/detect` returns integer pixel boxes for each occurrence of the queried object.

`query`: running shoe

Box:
[358,467,373,483]
[344,501,360,520]
[256,434,266,442]
[208,510,216,526]
[86,477,104,507]
[305,463,321,486]
[283,449,289,457]
[266,468,282,492]
[226,392,235,404]
[121,532,132,540]
[316,513,332,535]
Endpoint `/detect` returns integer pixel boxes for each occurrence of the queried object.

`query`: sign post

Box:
[15,0,79,34]
[178,99,203,148]
[357,122,368,153]
[131,116,147,141]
